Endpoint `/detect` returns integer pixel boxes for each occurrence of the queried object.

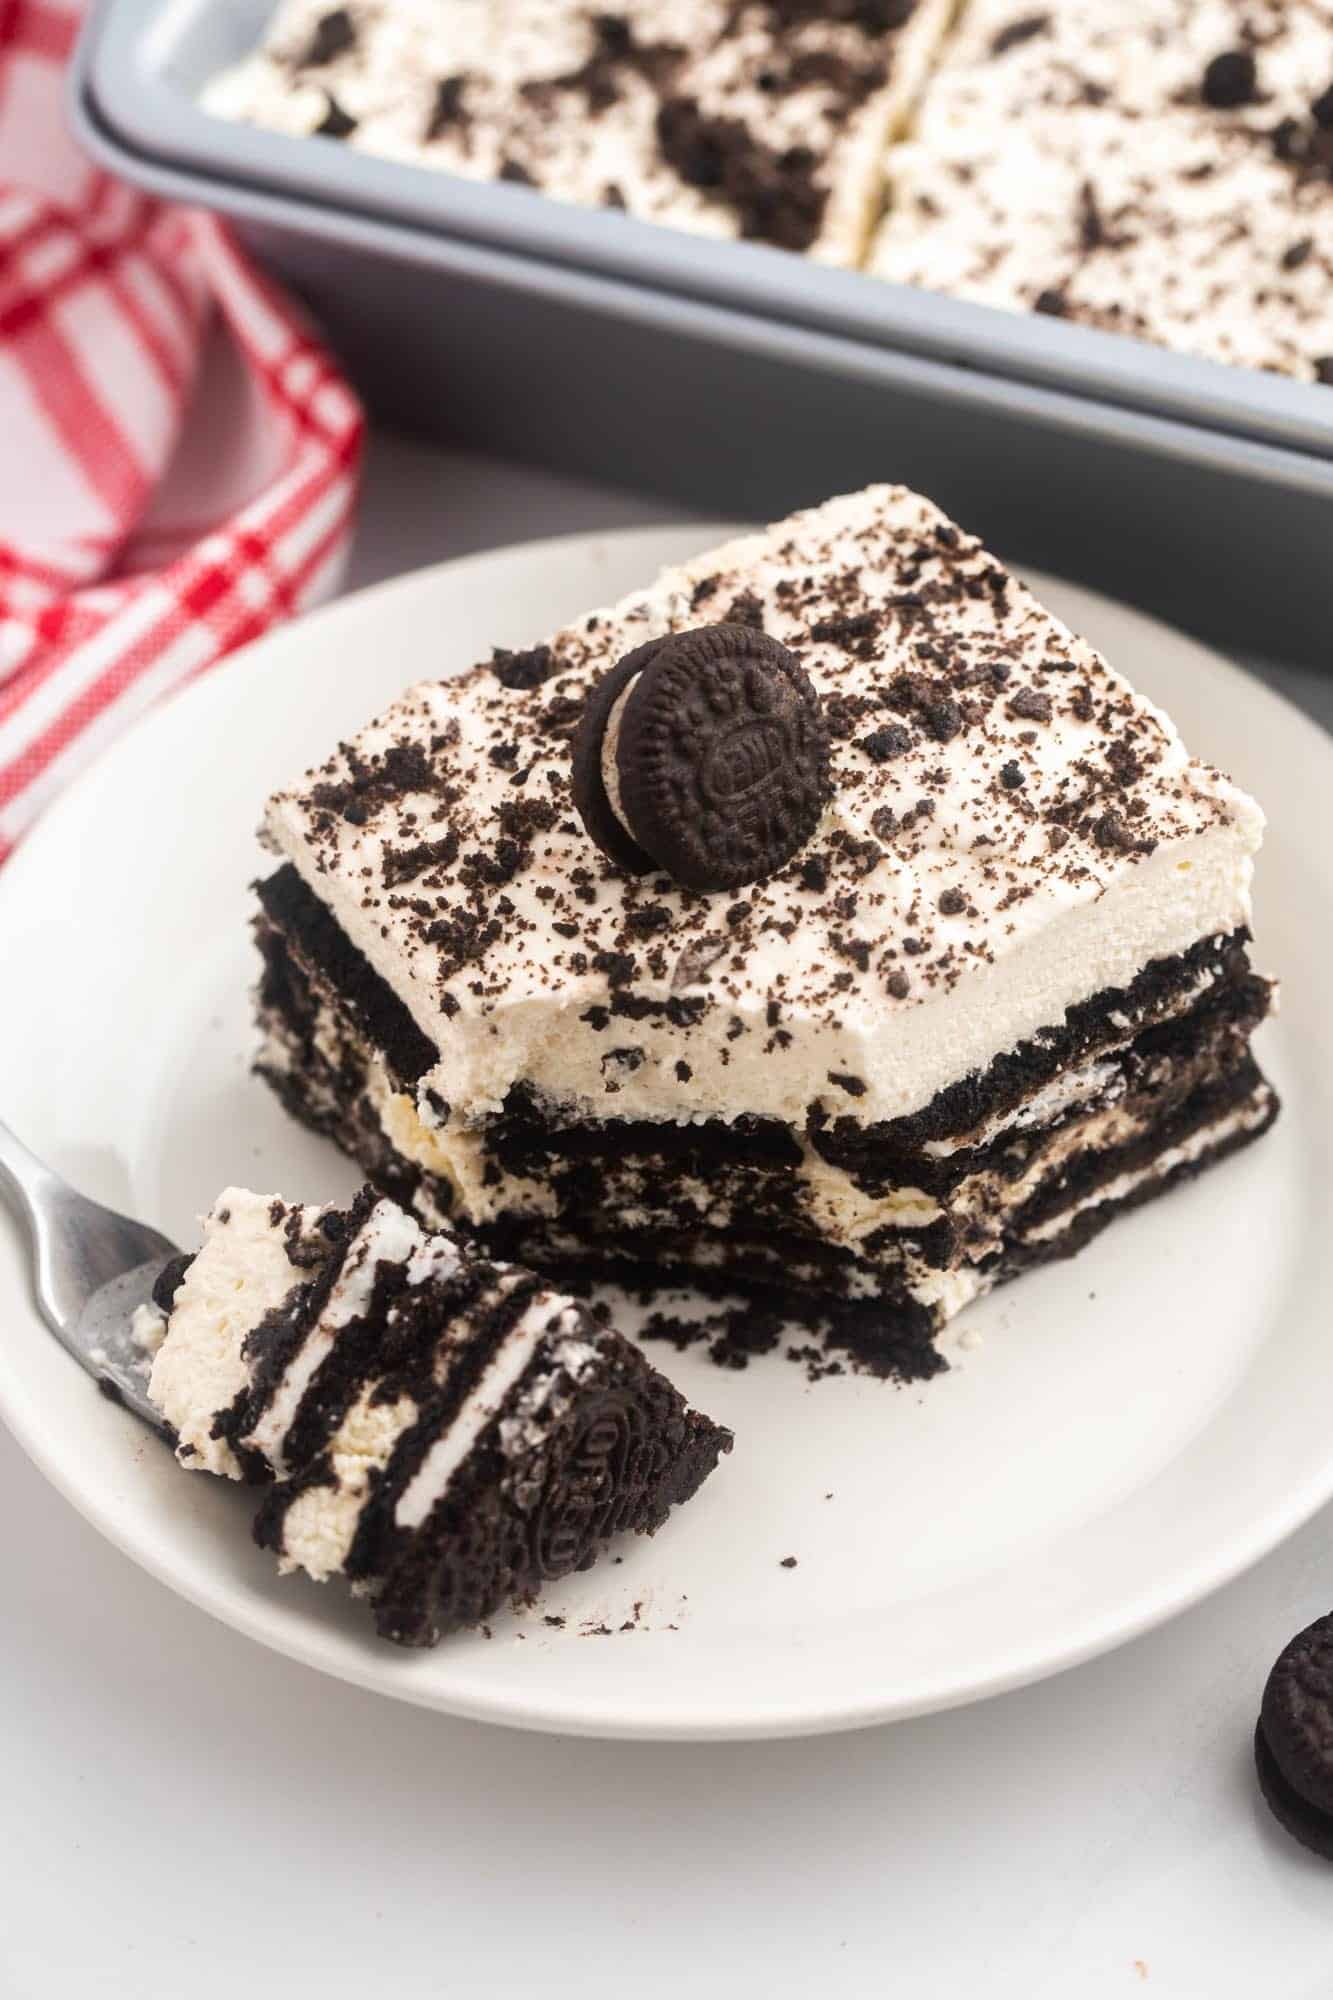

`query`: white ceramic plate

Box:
[0,526,1327,1742]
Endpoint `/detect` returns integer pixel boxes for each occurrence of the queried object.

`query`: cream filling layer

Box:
[269,1040,1246,1332]
[394,1299,584,1531]
[279,1387,420,1582]
[360,1023,1201,1267]
[1019,1089,1274,1248]
[498,1044,1264,1323]
[243,1199,424,1475]
[279,1294,595,1581]
[148,1189,323,1479]
[276,939,1236,1260]
[600,675,640,845]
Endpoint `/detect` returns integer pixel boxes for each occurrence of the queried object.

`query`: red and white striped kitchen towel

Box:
[0,2,365,864]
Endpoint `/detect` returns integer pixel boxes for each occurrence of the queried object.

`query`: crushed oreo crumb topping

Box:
[1201,49,1258,111]
[314,94,358,139]
[656,96,828,252]
[267,485,1243,1129]
[298,8,356,69]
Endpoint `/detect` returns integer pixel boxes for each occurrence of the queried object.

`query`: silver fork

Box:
[0,1118,179,1430]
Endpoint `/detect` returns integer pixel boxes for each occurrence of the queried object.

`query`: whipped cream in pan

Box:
[264,486,1264,1151]
[205,0,955,265]
[907,0,1333,122]
[871,0,1333,381]
[204,0,1332,381]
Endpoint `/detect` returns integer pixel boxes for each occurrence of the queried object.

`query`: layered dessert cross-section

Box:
[253,485,1277,1368]
[204,0,955,263]
[145,1187,731,1644]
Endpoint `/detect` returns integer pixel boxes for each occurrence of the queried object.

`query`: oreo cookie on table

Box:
[1255,1611,1333,1859]
[571,623,829,893]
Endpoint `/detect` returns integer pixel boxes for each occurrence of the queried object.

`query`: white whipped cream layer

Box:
[148,1188,325,1478]
[871,0,1333,381]
[265,487,1266,1156]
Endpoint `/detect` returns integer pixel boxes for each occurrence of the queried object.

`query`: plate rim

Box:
[0,521,1329,1742]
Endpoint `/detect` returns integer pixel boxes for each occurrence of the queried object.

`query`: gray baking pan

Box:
[71,0,1333,663]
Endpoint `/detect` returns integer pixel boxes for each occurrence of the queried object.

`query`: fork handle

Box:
[0,1116,176,1342]
[0,1117,55,1233]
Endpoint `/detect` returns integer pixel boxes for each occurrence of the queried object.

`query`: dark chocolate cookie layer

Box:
[253,879,1277,1368]
[1255,1722,1333,1862]
[1258,1612,1333,1849]
[370,1334,732,1646]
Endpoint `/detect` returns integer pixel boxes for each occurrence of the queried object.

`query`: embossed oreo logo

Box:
[533,1398,633,1579]
[572,624,829,893]
[702,715,792,805]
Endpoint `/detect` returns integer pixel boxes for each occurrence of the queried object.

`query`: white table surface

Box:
[4,434,1332,2000]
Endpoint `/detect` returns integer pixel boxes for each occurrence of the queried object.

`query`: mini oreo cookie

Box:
[571,623,829,892]
[1255,1611,1333,1858]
